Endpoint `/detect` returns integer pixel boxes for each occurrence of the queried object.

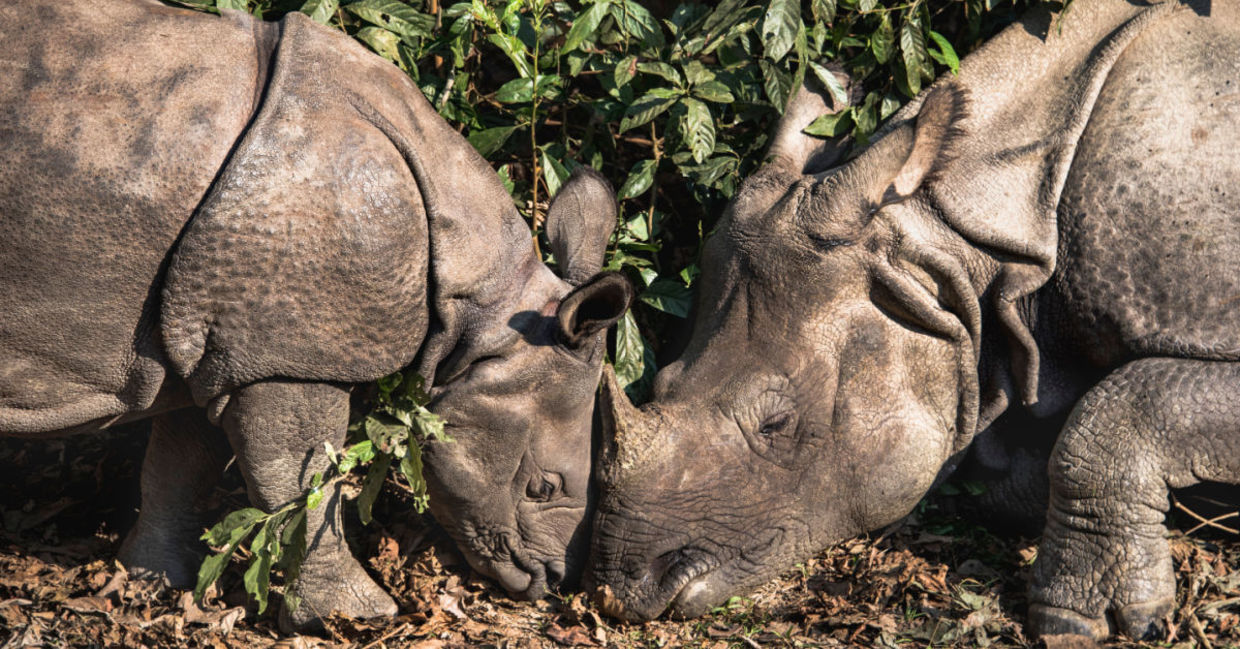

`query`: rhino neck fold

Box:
[893,0,1179,431]
[343,63,545,386]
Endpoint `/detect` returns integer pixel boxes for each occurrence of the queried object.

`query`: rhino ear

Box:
[881,82,969,202]
[767,67,856,175]
[556,272,634,349]
[545,167,618,286]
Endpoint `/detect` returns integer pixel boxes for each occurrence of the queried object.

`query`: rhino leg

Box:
[1029,358,1240,640]
[119,408,231,586]
[220,380,397,632]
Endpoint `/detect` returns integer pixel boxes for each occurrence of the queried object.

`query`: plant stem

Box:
[646,120,660,257]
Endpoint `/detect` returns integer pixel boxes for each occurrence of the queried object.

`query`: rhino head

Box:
[421,168,634,598]
[589,80,987,620]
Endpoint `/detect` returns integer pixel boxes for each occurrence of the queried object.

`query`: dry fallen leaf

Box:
[1039,633,1100,649]
[545,622,595,646]
[60,595,112,615]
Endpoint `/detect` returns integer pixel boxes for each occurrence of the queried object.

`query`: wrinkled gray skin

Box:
[591,0,1240,640]
[0,0,632,632]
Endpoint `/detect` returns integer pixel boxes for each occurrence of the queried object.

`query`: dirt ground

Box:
[2,426,1238,649]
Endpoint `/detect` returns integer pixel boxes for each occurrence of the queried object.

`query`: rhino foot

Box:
[117,533,202,589]
[1026,604,1109,640]
[278,558,398,633]
[1112,599,1173,640]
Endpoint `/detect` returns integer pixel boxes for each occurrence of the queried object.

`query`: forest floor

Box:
[2,426,1238,649]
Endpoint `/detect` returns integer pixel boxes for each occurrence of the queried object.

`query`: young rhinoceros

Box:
[590,0,1239,640]
[0,0,632,630]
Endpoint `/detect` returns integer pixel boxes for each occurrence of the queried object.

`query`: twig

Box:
[1188,609,1213,649]
[361,621,413,649]
[646,121,661,246]
[1173,496,1239,536]
[436,75,455,112]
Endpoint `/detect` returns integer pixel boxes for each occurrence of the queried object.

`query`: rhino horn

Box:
[597,364,660,487]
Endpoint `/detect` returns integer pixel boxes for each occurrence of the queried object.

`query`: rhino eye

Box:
[758,412,793,437]
[807,233,852,252]
[526,473,562,502]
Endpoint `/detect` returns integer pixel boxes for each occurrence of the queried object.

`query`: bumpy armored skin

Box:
[1,0,631,631]
[1030,359,1240,639]
[589,0,1240,639]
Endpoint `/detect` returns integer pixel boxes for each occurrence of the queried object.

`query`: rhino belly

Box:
[1052,4,1240,368]
[0,0,262,434]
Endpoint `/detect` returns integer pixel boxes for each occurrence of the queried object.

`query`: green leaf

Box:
[852,94,878,138]
[613,311,646,390]
[339,440,375,473]
[681,98,715,164]
[618,90,679,133]
[306,486,323,510]
[900,15,928,80]
[682,60,714,87]
[858,0,876,12]
[485,32,532,78]
[243,551,273,613]
[692,80,735,104]
[194,549,234,602]
[927,30,960,74]
[613,55,638,88]
[495,74,562,105]
[616,1,664,49]
[880,93,903,119]
[243,522,274,613]
[278,509,308,610]
[216,0,247,10]
[702,0,749,38]
[760,0,799,62]
[803,109,853,137]
[201,508,266,547]
[759,58,793,112]
[355,26,402,62]
[640,279,693,317]
[467,125,517,157]
[811,0,836,24]
[495,77,533,103]
[300,0,338,24]
[676,155,736,188]
[808,61,849,106]
[365,413,407,454]
[622,212,650,243]
[399,445,430,512]
[358,453,392,526]
[618,159,656,200]
[564,1,609,52]
[345,0,433,38]
[413,404,448,441]
[541,150,571,197]
[637,62,682,85]
[870,14,894,63]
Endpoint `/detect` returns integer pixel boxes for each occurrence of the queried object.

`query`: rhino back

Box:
[1053,4,1240,367]
[0,0,263,433]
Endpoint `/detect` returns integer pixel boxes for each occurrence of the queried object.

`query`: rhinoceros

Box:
[0,0,633,630]
[589,0,1239,639]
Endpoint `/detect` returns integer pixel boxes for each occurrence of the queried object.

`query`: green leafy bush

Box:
[176,0,1059,612]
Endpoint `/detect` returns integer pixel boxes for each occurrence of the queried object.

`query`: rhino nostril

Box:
[649,549,685,584]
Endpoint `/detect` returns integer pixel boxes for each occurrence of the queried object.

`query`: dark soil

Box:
[2,427,1237,649]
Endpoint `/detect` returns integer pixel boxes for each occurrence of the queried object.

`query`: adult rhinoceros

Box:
[589,0,1239,639]
[0,0,633,630]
